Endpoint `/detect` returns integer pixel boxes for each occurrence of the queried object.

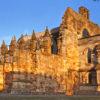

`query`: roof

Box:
[18,27,59,42]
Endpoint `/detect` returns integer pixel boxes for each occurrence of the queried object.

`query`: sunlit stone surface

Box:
[0,6,100,95]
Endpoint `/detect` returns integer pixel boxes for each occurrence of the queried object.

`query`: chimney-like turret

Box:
[79,6,89,19]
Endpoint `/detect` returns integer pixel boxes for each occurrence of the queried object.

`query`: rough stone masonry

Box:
[0,6,100,95]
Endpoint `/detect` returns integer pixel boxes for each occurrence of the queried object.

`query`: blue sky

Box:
[0,0,100,45]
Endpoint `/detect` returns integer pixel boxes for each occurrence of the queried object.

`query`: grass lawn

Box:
[0,95,100,100]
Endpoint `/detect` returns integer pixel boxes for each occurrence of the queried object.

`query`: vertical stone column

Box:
[0,64,3,91]
[59,7,80,95]
[94,45,100,91]
[62,29,80,95]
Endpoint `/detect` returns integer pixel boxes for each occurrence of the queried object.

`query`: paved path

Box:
[0,94,100,100]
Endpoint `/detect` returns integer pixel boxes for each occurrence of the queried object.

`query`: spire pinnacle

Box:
[44,26,50,37]
[1,40,6,47]
[13,35,16,41]
[1,40,8,55]
[10,36,17,46]
[31,30,36,40]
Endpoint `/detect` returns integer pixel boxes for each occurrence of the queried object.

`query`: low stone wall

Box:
[79,85,97,91]
[74,85,100,95]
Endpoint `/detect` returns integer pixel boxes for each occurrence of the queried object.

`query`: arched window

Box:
[82,29,90,38]
[51,38,58,54]
[93,47,98,64]
[51,31,59,54]
[87,48,91,63]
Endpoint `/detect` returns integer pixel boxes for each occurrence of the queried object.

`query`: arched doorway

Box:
[82,29,90,38]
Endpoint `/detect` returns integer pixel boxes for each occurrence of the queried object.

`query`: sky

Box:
[0,0,100,45]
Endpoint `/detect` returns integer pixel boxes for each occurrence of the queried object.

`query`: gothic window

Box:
[87,48,91,63]
[51,38,58,54]
[93,45,99,64]
[82,29,90,38]
[51,32,59,54]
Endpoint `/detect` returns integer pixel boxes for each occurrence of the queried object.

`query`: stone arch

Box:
[93,45,99,64]
[82,47,92,64]
[87,48,92,63]
[82,29,90,38]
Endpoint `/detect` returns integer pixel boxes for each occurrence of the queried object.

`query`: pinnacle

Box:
[1,40,6,47]
[13,35,16,41]
[31,30,36,40]
[2,40,5,44]
[44,26,50,37]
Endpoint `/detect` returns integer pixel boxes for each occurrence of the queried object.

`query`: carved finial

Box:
[2,40,5,45]
[30,30,37,51]
[11,35,16,41]
[9,36,17,54]
[13,35,16,41]
[1,40,8,55]
[31,30,36,40]
[42,27,51,55]
[19,33,24,39]
[44,26,50,37]
[18,34,25,50]
[1,40,6,48]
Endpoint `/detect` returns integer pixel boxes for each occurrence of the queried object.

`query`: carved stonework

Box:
[0,6,100,95]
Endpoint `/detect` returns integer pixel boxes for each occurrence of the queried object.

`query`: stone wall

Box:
[60,7,100,39]
[0,65,3,91]
[0,6,100,95]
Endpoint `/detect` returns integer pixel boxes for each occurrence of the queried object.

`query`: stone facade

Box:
[0,6,100,95]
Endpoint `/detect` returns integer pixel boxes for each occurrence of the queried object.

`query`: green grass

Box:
[0,95,100,100]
